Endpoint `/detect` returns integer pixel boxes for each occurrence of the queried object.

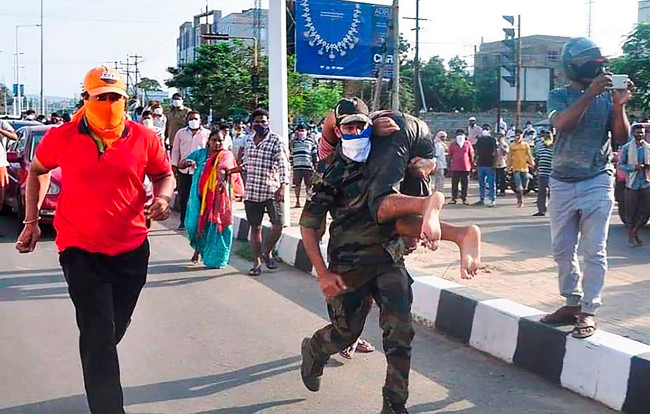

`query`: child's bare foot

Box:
[458,225,481,279]
[420,192,444,249]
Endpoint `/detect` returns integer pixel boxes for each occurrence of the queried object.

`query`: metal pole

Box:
[496,59,501,134]
[390,0,400,111]
[269,0,291,226]
[515,15,522,129]
[40,0,44,115]
[414,0,420,115]
[372,40,387,111]
[16,26,21,116]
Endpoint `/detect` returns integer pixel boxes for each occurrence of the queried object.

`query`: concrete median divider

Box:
[232,213,650,413]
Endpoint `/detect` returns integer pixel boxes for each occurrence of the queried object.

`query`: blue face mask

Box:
[341,127,372,162]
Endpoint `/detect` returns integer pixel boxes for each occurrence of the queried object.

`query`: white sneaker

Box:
[488,200,496,207]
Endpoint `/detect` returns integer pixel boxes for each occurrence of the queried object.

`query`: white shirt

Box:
[467,125,482,146]
[171,126,210,174]
[0,120,15,168]
[434,141,447,169]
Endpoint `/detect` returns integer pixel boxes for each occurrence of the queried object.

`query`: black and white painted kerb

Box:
[232,214,650,413]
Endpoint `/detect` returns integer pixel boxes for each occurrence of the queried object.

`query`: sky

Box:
[0,0,641,99]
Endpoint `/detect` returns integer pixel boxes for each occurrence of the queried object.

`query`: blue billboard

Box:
[295,0,394,80]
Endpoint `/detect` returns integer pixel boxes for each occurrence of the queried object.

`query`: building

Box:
[639,0,650,23]
[475,35,571,106]
[176,8,268,68]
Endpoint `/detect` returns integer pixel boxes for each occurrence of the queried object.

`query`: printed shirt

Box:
[535,145,554,177]
[35,120,171,255]
[300,145,404,289]
[619,141,650,190]
[291,136,318,171]
[242,131,290,202]
[171,126,210,174]
[547,87,613,182]
[507,141,534,172]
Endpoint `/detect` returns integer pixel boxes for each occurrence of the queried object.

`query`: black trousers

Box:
[537,175,550,214]
[625,187,650,230]
[451,171,469,201]
[496,167,507,194]
[59,240,150,414]
[177,171,193,225]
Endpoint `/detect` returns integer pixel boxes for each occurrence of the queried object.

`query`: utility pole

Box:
[390,0,400,111]
[129,54,143,102]
[40,0,44,115]
[404,0,429,116]
[515,15,522,129]
[121,58,131,97]
[587,0,594,37]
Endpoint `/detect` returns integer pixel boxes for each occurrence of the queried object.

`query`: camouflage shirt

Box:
[300,145,404,289]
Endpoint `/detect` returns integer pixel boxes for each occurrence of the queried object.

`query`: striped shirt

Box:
[535,145,554,177]
[290,137,317,171]
[242,131,290,202]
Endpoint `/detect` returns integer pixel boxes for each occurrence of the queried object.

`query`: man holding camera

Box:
[541,38,633,339]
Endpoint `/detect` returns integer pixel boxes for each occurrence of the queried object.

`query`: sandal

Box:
[248,265,262,276]
[449,199,457,205]
[263,254,278,270]
[339,345,356,360]
[355,338,375,353]
[540,305,580,325]
[572,313,597,339]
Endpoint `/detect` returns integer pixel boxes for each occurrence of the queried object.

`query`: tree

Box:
[136,77,162,92]
[287,54,342,121]
[610,23,650,113]
[166,40,263,119]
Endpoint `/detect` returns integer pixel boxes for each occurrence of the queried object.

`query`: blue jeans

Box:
[549,173,614,315]
[477,166,496,202]
[512,171,529,194]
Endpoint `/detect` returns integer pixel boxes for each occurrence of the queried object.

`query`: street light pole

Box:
[40,0,44,115]
[390,0,400,111]
[15,24,41,116]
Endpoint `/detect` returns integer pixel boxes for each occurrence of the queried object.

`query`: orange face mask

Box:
[84,99,126,145]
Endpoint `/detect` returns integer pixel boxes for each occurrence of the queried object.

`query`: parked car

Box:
[3,125,59,228]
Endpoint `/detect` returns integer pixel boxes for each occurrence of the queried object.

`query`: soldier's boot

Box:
[380,398,409,414]
[300,338,326,392]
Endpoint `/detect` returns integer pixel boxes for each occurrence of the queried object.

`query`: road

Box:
[0,215,615,414]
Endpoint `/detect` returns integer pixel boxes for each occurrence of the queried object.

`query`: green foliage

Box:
[417,55,476,112]
[287,55,342,121]
[136,77,162,91]
[166,40,264,119]
[610,23,650,113]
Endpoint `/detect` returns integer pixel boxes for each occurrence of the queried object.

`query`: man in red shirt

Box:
[448,128,475,205]
[15,66,174,414]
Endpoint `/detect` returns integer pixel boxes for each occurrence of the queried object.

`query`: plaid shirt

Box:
[242,131,290,202]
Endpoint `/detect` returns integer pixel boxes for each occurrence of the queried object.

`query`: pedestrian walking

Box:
[494,132,509,196]
[540,38,633,339]
[474,129,497,207]
[613,150,629,226]
[448,129,474,205]
[618,123,650,247]
[507,129,534,208]
[533,131,555,216]
[165,92,192,151]
[180,125,244,267]
[290,124,318,208]
[171,111,210,229]
[523,120,537,146]
[433,131,447,193]
[15,66,174,414]
[242,108,290,276]
[0,119,18,237]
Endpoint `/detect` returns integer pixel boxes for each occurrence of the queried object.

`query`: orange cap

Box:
[83,66,127,97]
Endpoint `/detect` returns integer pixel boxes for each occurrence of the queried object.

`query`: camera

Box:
[610,74,629,90]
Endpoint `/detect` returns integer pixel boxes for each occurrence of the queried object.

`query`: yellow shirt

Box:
[507,141,534,172]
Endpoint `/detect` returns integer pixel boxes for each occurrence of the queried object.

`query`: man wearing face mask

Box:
[15,66,174,414]
[448,129,474,205]
[165,92,192,151]
[290,124,318,208]
[171,111,209,229]
[540,38,633,339]
[299,98,416,414]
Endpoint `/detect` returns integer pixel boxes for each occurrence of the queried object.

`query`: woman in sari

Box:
[178,126,244,268]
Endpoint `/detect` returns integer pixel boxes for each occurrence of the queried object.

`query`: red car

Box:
[3,125,59,226]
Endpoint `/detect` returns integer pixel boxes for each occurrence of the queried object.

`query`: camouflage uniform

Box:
[300,145,415,406]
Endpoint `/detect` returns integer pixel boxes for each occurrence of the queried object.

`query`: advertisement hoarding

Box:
[295,0,394,80]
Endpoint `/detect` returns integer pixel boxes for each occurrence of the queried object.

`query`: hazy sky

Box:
[0,0,640,98]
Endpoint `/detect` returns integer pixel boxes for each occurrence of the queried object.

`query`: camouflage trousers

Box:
[305,264,414,405]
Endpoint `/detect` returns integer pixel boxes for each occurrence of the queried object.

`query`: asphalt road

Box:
[0,216,615,414]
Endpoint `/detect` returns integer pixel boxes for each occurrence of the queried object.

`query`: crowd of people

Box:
[6,34,649,414]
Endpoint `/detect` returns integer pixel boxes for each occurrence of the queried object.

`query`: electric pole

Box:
[515,15,522,129]
[390,0,400,111]
[587,0,594,37]
[40,0,44,115]
[404,0,429,116]
[129,54,143,102]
